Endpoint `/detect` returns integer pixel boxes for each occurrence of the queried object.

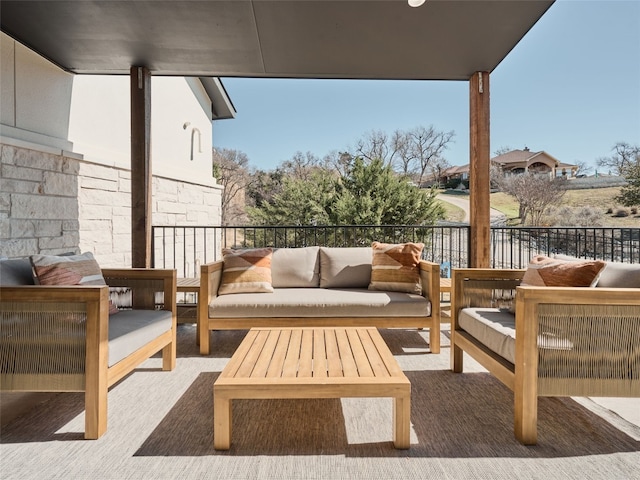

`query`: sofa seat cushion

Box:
[108,310,173,367]
[209,288,431,318]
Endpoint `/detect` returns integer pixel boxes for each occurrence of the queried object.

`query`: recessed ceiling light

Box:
[408,0,426,7]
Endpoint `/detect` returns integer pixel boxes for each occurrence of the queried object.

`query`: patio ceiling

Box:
[0,0,553,80]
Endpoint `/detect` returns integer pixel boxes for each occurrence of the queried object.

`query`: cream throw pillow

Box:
[521,255,606,287]
[219,247,274,294]
[368,241,424,294]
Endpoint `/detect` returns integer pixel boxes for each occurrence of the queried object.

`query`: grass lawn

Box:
[442,186,639,227]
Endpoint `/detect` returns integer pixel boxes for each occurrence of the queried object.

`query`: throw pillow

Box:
[219,247,274,295]
[29,252,119,314]
[521,255,606,287]
[368,241,424,294]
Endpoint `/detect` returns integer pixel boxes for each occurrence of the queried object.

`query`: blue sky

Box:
[214,0,640,173]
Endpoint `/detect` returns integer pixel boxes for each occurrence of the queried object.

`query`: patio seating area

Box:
[1,324,639,479]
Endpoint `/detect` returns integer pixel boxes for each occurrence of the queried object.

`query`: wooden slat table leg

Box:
[393,392,411,449]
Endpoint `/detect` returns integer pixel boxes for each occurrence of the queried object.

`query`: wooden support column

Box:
[130,66,152,268]
[469,71,490,268]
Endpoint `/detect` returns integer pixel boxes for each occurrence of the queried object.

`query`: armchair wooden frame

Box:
[451,268,640,445]
[0,268,177,439]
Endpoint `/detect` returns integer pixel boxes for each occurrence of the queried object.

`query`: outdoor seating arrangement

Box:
[0,254,177,439]
[450,256,640,444]
[197,244,441,355]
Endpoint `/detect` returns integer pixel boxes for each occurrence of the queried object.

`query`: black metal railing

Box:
[152,225,640,277]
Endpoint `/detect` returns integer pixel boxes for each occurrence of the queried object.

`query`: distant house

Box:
[437,148,578,186]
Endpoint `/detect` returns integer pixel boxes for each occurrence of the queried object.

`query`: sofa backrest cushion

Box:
[271,247,320,288]
[319,247,372,288]
[0,258,35,285]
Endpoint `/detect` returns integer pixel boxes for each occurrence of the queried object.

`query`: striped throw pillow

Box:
[522,255,606,287]
[30,252,119,314]
[219,248,274,295]
[368,242,424,294]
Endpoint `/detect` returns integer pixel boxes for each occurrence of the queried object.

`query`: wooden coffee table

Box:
[213,327,411,450]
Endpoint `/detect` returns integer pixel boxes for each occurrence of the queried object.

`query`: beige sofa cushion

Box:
[319,247,372,288]
[271,247,320,288]
[209,288,430,318]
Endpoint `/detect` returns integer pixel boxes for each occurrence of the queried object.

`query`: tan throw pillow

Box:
[219,247,274,295]
[30,252,118,314]
[368,241,424,294]
[522,255,606,287]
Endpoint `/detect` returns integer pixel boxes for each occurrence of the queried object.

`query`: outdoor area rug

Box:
[1,325,639,479]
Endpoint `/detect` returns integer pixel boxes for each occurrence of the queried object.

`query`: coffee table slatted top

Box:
[216,327,409,395]
[214,327,411,450]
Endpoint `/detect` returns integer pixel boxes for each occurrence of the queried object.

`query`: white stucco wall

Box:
[0,33,224,265]
[68,75,217,188]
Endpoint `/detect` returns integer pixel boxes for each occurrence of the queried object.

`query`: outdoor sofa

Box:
[0,253,177,439]
[198,244,440,355]
[450,256,640,444]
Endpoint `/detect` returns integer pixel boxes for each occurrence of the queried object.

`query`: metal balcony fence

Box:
[152,225,640,279]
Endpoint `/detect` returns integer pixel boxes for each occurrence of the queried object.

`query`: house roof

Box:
[0,1,554,80]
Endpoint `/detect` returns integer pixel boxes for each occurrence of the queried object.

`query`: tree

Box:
[332,158,444,225]
[597,142,640,175]
[617,163,640,207]
[597,142,640,207]
[248,157,445,226]
[247,169,337,225]
[499,173,566,226]
[212,148,253,225]
[351,125,455,185]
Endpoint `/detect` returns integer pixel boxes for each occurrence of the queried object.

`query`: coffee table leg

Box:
[214,391,232,450]
[393,394,411,449]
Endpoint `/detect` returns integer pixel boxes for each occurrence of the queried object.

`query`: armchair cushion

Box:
[0,258,35,285]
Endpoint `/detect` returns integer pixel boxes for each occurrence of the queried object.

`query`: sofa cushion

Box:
[0,258,35,285]
[522,255,605,287]
[319,247,372,288]
[108,309,173,366]
[209,288,430,318]
[271,247,320,288]
[219,247,274,295]
[369,242,423,294]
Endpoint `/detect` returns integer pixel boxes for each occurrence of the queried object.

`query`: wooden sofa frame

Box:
[451,268,640,445]
[198,260,441,355]
[0,268,177,439]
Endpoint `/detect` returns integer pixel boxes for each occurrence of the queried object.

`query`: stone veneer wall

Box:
[1,142,222,269]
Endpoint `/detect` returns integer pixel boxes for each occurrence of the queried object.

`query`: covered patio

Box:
[1,0,555,269]
[2,2,639,478]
